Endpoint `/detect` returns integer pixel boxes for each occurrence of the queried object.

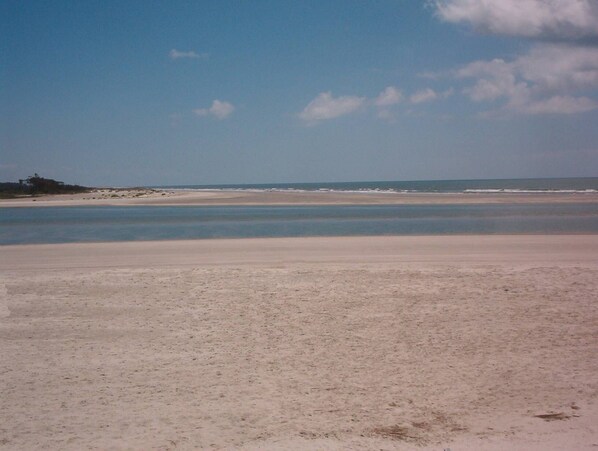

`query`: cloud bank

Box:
[433,0,598,115]
[434,0,598,40]
[194,100,235,119]
[458,44,598,114]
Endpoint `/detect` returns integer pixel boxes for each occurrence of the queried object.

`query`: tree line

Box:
[0,174,90,198]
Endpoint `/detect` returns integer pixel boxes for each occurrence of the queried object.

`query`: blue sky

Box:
[2,0,598,186]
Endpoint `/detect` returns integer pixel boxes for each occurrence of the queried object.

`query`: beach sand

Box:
[1,235,597,450]
[2,187,598,207]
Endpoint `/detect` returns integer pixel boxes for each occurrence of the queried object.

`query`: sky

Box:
[2,0,598,186]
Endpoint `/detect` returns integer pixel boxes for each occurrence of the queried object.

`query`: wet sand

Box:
[1,235,597,449]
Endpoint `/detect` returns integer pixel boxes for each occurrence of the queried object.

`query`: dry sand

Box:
[2,187,598,207]
[1,235,598,450]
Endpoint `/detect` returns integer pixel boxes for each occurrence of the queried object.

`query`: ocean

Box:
[156,177,598,194]
[2,178,597,245]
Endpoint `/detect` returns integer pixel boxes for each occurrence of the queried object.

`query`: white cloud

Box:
[374,86,403,106]
[431,0,598,116]
[458,44,598,114]
[194,100,235,119]
[298,86,454,124]
[459,58,527,102]
[410,88,438,104]
[299,92,366,123]
[517,44,598,92]
[169,49,208,60]
[434,0,598,40]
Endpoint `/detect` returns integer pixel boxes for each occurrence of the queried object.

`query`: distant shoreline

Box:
[1,187,598,207]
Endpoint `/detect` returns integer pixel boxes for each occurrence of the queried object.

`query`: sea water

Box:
[2,203,598,245]
[157,177,598,194]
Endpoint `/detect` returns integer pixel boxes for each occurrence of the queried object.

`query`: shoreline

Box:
[2,231,598,249]
[1,187,598,207]
[2,235,598,270]
[2,235,597,449]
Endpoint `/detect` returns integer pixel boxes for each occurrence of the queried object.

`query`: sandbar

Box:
[1,187,598,207]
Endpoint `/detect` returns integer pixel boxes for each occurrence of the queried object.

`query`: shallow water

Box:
[2,203,598,245]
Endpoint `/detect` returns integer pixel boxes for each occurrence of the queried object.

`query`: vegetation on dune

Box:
[0,174,91,198]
